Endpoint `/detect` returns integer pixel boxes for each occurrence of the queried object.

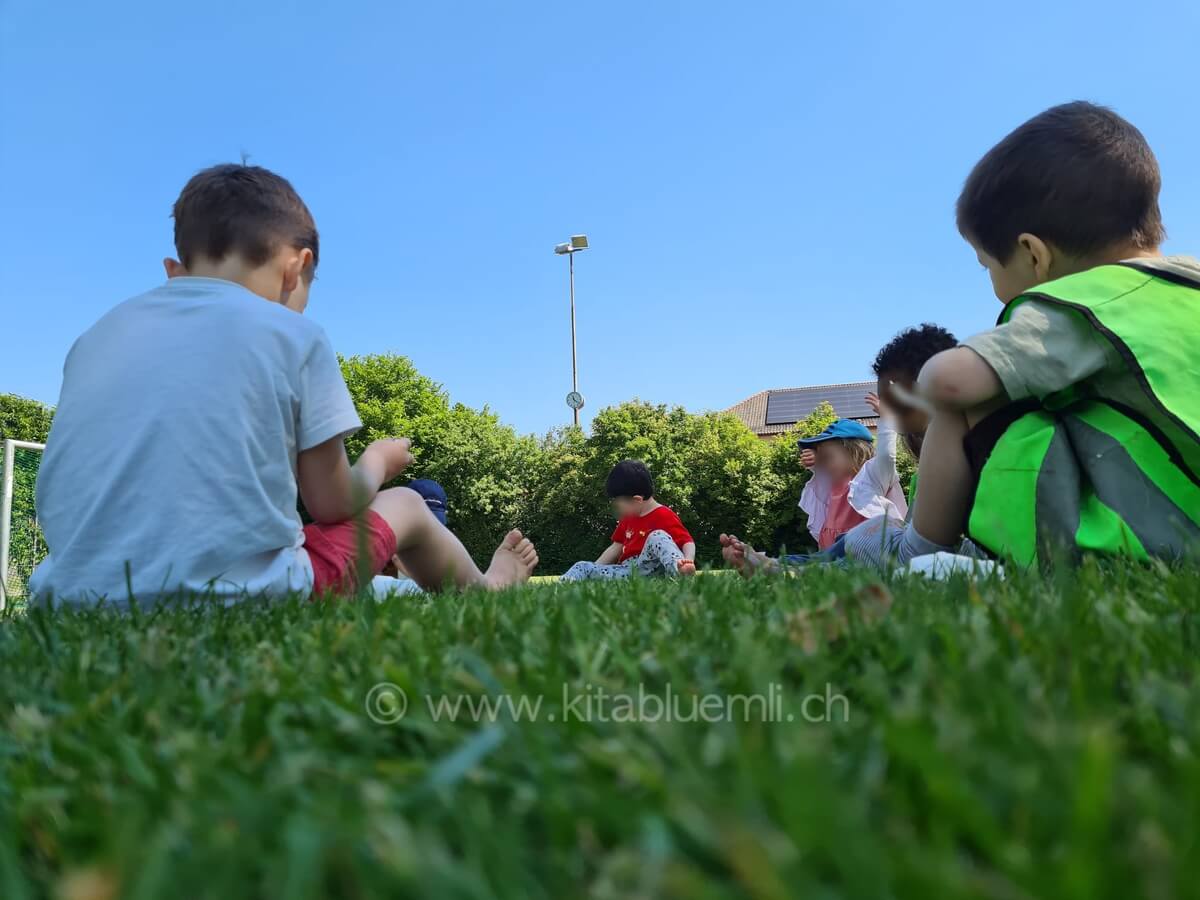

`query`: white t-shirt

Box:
[29,277,361,607]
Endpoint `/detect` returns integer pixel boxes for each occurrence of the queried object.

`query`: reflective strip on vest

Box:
[1067,404,1200,557]
[968,410,1062,567]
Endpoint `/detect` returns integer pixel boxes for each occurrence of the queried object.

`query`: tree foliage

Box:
[538,401,793,567]
[337,358,834,571]
[0,393,53,444]
[337,355,539,560]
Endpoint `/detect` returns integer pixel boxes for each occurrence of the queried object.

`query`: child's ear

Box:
[163,258,188,278]
[1016,233,1054,282]
[280,247,314,294]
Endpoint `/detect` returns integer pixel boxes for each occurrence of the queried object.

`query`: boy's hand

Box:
[800,448,817,469]
[366,438,414,482]
[300,437,414,525]
[865,392,882,415]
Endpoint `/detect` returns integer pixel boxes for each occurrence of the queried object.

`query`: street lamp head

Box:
[555,235,589,255]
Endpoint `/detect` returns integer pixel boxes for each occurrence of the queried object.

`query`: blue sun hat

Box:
[407,478,448,525]
[797,418,874,448]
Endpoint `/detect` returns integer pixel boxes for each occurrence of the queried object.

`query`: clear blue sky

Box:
[3,0,1199,436]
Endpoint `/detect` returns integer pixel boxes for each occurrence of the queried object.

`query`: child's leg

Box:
[368,487,537,591]
[780,533,849,565]
[635,530,685,576]
[561,561,633,582]
[841,516,907,567]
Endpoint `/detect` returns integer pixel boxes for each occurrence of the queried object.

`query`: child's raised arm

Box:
[864,392,898,476]
[298,437,413,524]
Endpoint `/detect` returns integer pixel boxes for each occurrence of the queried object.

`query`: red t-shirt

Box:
[612,505,694,562]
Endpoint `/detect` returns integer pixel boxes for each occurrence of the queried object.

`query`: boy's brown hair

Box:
[956,101,1164,263]
[172,164,319,280]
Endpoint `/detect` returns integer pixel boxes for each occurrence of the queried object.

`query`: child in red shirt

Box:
[561,460,697,581]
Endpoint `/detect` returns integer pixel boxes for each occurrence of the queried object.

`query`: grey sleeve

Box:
[962,301,1118,402]
[297,331,362,451]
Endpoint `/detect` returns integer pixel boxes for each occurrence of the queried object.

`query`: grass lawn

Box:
[3,561,1200,899]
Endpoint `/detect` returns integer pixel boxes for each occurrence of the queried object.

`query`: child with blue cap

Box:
[719,415,906,574]
[797,417,907,551]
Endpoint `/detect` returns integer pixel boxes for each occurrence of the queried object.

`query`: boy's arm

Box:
[922,302,1115,412]
[908,351,1008,546]
[298,437,412,524]
[918,346,1005,411]
[669,511,696,561]
[294,328,393,523]
[595,542,623,565]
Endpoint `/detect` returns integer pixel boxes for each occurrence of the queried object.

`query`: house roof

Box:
[726,381,878,436]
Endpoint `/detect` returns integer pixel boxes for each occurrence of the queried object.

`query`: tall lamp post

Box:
[554,234,589,426]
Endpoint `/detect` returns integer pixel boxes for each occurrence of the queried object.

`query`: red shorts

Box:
[303,510,397,597]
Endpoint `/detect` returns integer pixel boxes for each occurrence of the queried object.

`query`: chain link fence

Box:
[1,440,46,609]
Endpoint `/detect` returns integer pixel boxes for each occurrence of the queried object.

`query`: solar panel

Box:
[764,382,875,426]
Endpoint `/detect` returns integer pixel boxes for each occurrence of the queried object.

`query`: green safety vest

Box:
[967,262,1200,566]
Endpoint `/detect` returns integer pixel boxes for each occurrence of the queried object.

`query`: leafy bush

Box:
[0,393,53,445]
[313,359,862,571]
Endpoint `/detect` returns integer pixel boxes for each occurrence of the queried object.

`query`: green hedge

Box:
[338,354,837,572]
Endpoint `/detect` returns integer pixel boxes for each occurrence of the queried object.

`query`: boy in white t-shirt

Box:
[30,164,537,607]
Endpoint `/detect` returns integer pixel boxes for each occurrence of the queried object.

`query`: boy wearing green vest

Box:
[907,101,1200,566]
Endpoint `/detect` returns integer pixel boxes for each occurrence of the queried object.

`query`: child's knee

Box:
[370,487,437,544]
[561,561,592,582]
[646,529,673,546]
[371,485,427,517]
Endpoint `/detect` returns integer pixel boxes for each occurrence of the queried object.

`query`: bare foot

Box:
[719,533,773,578]
[677,559,697,577]
[485,529,539,589]
[719,533,749,575]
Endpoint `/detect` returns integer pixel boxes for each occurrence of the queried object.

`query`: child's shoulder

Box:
[1130,255,1200,287]
[75,278,332,375]
[153,277,328,342]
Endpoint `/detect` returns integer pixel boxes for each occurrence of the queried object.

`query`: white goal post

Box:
[1,439,46,610]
